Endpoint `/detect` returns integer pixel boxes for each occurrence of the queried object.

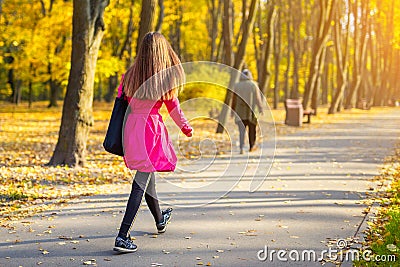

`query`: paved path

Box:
[1,108,400,267]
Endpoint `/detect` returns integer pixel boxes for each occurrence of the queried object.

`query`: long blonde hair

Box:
[123,32,184,100]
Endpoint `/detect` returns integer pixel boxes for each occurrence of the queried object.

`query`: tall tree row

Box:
[2,0,399,109]
[1,0,400,165]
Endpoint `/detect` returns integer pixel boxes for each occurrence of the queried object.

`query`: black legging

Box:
[238,119,256,150]
[118,171,163,238]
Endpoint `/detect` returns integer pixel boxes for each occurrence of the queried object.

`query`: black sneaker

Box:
[113,236,138,253]
[156,208,173,233]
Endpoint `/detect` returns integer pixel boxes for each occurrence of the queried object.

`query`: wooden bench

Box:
[302,109,315,124]
[356,98,368,110]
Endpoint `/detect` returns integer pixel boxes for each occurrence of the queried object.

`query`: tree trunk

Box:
[169,1,183,58]
[370,13,382,106]
[216,0,258,133]
[28,80,33,108]
[208,0,222,61]
[273,8,281,110]
[155,0,164,32]
[47,62,59,108]
[289,0,302,100]
[97,74,103,101]
[48,80,60,108]
[311,46,327,114]
[137,0,156,53]
[8,68,15,103]
[122,0,135,67]
[105,75,118,102]
[106,0,135,103]
[48,0,109,167]
[344,0,368,109]
[222,0,233,66]
[13,80,22,105]
[256,0,277,96]
[284,3,291,101]
[321,47,332,105]
[329,4,351,114]
[303,0,337,110]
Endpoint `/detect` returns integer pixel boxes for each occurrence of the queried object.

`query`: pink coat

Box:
[117,79,192,172]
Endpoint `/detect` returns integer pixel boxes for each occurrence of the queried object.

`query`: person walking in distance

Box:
[231,69,263,154]
[113,32,193,253]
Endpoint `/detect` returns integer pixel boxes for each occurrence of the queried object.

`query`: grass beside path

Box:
[355,147,400,266]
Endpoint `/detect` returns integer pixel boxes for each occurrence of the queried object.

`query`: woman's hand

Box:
[181,125,193,137]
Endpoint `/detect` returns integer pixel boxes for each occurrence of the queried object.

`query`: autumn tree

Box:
[103,0,137,103]
[216,0,259,133]
[302,0,337,111]
[344,0,369,109]
[253,0,277,96]
[328,0,351,114]
[48,0,109,166]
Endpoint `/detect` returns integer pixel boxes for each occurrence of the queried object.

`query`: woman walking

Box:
[114,32,193,253]
[231,69,263,154]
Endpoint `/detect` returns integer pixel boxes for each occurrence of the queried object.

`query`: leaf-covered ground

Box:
[0,102,131,227]
[354,147,400,266]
